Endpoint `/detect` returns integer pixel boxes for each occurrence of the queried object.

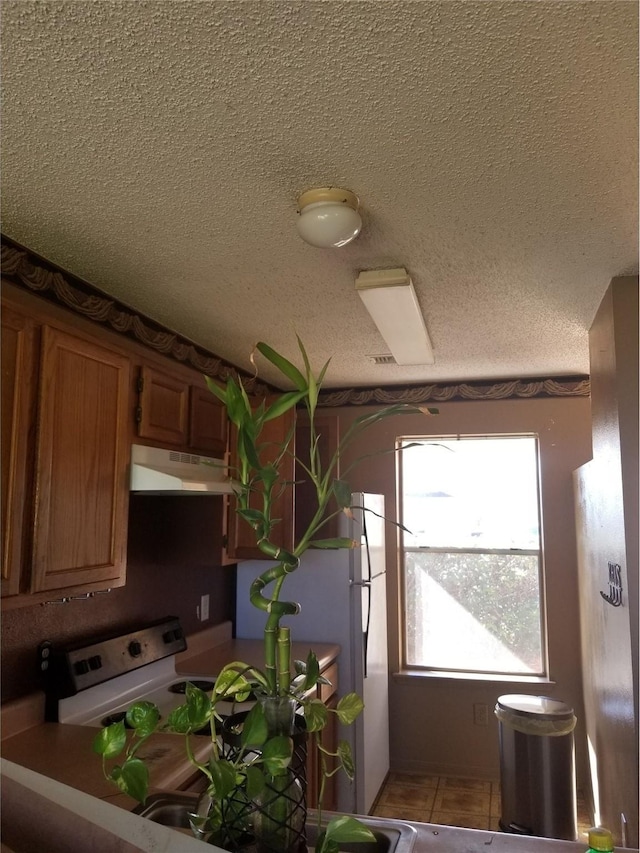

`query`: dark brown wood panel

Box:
[189,384,227,455]
[1,306,37,597]
[31,326,131,592]
[137,364,189,446]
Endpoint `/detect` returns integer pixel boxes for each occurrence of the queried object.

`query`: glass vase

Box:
[253,697,306,853]
[218,697,308,853]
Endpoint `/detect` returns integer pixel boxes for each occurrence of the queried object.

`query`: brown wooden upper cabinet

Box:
[31,326,131,595]
[1,291,132,605]
[189,383,227,455]
[136,364,227,455]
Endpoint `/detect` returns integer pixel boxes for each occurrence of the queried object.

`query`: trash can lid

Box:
[496,694,574,721]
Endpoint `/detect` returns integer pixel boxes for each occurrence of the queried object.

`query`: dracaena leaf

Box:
[309,537,357,550]
[237,507,265,525]
[256,342,307,391]
[263,391,307,422]
[204,375,227,404]
[332,479,352,509]
[258,463,279,490]
[225,379,249,426]
[302,650,320,690]
[237,427,261,471]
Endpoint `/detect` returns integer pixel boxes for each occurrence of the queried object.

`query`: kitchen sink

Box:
[135,792,417,853]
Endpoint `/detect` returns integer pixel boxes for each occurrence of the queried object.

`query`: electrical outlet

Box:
[200,594,210,622]
[37,641,53,674]
[473,703,489,726]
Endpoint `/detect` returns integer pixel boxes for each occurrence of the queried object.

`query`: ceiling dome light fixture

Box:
[296,187,362,248]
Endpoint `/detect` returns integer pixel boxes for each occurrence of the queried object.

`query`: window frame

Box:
[397,432,549,679]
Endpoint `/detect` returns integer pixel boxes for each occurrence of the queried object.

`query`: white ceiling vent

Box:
[368,354,397,365]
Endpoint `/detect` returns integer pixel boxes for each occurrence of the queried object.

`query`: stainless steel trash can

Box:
[495,695,577,841]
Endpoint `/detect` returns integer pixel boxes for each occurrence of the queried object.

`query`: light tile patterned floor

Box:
[370,773,593,840]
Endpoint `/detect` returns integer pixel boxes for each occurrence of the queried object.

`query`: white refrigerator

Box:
[234,492,390,816]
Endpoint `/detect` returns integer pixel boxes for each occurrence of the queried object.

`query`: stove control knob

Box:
[88,655,102,671]
[128,640,142,658]
[73,659,90,676]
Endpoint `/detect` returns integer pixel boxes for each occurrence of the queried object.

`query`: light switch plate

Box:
[200,594,210,622]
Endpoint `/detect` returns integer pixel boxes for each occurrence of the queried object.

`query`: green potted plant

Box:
[93,338,436,853]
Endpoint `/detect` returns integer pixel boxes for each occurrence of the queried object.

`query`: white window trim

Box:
[397,432,549,680]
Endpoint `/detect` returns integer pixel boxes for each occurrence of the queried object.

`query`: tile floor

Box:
[370,773,593,840]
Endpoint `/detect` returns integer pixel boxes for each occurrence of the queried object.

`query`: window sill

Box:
[393,669,556,686]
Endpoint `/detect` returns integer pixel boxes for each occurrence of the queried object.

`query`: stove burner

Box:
[168,679,216,694]
[101,710,162,729]
[101,712,132,728]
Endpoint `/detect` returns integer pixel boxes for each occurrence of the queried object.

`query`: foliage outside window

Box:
[398,434,546,677]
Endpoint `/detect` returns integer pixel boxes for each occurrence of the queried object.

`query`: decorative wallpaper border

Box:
[1,235,590,404]
[0,236,270,395]
[318,375,590,406]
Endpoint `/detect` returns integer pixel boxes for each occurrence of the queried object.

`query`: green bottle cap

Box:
[588,826,614,851]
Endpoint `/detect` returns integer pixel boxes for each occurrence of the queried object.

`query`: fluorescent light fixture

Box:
[355,268,434,365]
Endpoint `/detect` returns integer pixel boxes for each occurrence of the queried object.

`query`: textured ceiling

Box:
[2,1,638,388]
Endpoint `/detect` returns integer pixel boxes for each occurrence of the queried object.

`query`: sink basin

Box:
[135,792,417,853]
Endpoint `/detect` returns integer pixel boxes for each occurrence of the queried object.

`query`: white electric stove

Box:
[46,616,255,736]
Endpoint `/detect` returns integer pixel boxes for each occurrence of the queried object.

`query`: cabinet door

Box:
[226,401,295,561]
[31,327,131,593]
[1,307,36,597]
[189,384,227,454]
[137,364,189,446]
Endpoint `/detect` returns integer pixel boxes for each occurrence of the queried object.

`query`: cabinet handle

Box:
[42,588,112,605]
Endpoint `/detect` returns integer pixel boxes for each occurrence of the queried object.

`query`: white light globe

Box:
[296,188,362,248]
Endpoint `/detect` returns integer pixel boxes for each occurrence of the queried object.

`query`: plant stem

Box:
[277,626,291,694]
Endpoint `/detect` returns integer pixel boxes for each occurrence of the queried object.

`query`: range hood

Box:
[130,444,235,495]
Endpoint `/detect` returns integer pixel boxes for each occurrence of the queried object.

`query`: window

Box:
[398,434,546,677]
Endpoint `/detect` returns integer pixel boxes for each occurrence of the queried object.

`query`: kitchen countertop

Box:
[3,625,634,852]
[176,636,341,680]
[0,625,341,806]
